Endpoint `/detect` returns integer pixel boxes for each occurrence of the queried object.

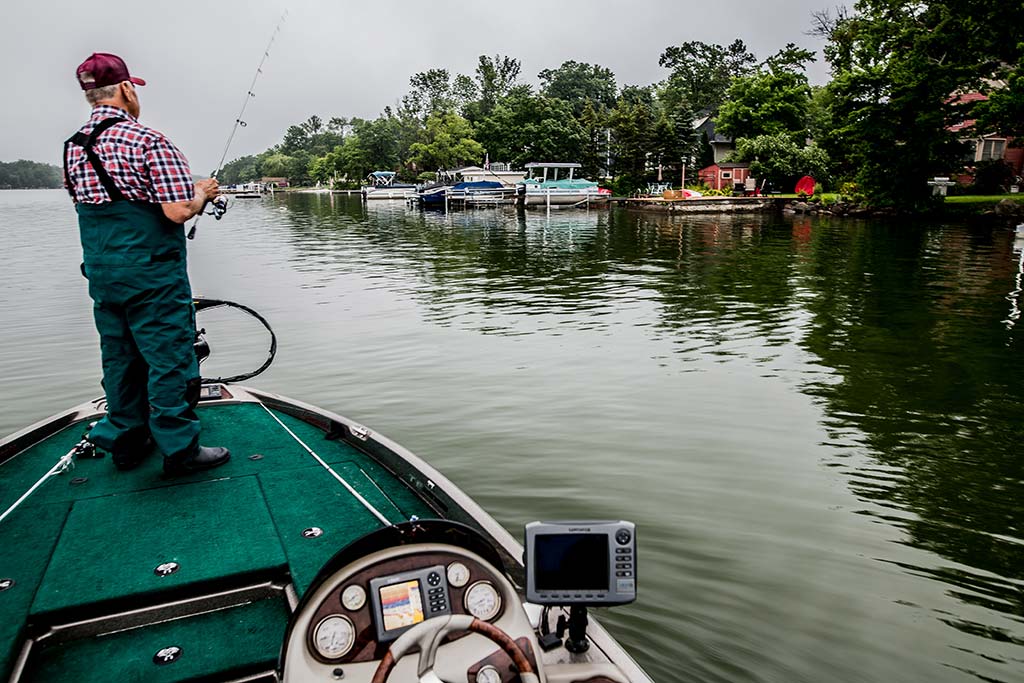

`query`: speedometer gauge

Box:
[464,581,501,621]
[313,615,355,659]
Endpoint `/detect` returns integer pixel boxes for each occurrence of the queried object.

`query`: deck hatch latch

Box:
[154,562,180,577]
[153,646,182,665]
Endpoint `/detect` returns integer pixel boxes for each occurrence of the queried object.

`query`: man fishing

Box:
[64,52,230,475]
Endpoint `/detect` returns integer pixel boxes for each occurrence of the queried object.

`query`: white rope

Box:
[0,445,79,525]
[255,402,393,527]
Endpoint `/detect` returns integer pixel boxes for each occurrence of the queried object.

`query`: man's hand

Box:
[196,178,220,199]
[161,178,221,224]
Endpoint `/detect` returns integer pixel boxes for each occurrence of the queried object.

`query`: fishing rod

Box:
[187,9,288,240]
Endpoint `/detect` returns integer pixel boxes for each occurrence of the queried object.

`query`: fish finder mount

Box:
[524,520,637,654]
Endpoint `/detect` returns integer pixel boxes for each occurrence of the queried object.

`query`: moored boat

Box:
[519,163,609,207]
[362,171,418,201]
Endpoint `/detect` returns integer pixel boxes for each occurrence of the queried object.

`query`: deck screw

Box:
[302,527,323,539]
[70,477,88,485]
[332,668,345,679]
[0,579,14,592]
[249,454,264,460]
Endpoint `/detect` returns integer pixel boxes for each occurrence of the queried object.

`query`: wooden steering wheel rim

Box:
[370,617,534,683]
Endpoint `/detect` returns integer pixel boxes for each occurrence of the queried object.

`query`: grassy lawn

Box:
[944,195,1024,204]
[774,193,839,202]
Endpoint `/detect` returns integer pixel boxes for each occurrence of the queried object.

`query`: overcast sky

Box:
[2,0,833,174]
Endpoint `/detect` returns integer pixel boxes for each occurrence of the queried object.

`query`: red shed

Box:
[698,163,752,191]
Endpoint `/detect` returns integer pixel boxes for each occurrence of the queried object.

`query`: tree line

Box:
[219,1,1024,208]
[0,160,62,189]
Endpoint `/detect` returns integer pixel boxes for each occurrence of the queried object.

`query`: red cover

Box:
[794,176,816,196]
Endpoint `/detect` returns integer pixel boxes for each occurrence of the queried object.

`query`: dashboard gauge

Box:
[313,615,355,659]
[464,581,501,621]
[446,562,470,588]
[341,584,366,611]
[476,665,502,683]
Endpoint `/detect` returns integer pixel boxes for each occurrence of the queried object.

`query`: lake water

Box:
[2,190,1023,682]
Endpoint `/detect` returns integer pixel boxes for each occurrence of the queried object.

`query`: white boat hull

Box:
[522,190,610,206]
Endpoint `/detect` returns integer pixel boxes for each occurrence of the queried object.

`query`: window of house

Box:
[979,138,1006,161]
[721,171,732,180]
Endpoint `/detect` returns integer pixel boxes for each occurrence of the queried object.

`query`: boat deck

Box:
[0,398,433,682]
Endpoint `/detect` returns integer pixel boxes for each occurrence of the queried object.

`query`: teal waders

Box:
[67,118,201,462]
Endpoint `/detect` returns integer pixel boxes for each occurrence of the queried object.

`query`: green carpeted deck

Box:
[0,400,437,681]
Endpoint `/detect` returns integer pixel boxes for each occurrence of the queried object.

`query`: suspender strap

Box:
[64,117,127,202]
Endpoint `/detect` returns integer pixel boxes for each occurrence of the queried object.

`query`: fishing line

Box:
[188,9,289,240]
[193,297,277,384]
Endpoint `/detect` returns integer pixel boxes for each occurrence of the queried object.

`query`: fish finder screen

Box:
[379,580,425,632]
[535,534,609,590]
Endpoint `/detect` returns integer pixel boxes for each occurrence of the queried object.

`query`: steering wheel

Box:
[370,614,539,683]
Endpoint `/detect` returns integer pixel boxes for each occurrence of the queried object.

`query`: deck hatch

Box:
[30,476,287,617]
[23,593,289,683]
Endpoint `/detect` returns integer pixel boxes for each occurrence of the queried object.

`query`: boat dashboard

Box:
[281,521,636,683]
[283,542,539,682]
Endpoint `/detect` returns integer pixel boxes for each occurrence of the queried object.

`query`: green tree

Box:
[0,160,62,189]
[538,61,618,116]
[408,112,484,170]
[301,115,324,136]
[475,88,585,168]
[715,70,812,141]
[280,125,310,155]
[658,39,756,113]
[812,1,1024,208]
[261,152,294,178]
[402,69,476,120]
[975,56,1024,139]
[578,100,609,179]
[609,96,657,191]
[468,55,522,120]
[728,133,830,189]
[716,43,816,142]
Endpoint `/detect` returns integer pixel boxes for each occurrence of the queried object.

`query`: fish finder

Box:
[525,520,636,606]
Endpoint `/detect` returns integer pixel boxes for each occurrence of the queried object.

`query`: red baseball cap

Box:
[76,53,146,90]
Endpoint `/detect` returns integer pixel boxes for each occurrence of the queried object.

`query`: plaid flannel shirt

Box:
[64,105,195,204]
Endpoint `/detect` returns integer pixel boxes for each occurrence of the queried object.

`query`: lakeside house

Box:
[948,91,1023,185]
[694,115,736,164]
[261,176,289,189]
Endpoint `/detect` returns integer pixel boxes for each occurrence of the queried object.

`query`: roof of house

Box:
[700,162,750,172]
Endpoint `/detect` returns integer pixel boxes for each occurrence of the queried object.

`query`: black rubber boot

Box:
[163,446,231,476]
[112,433,156,471]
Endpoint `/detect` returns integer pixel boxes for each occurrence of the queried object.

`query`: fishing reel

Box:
[206,195,230,220]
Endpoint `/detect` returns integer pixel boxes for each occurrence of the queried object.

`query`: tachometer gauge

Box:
[313,615,355,659]
[464,581,501,621]
[446,561,470,588]
[341,584,366,611]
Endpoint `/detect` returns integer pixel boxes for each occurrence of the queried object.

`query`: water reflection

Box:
[277,194,1024,680]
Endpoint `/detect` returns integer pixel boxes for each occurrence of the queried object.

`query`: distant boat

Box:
[448,181,518,206]
[519,163,608,207]
[416,181,518,208]
[362,171,418,201]
[221,182,265,198]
